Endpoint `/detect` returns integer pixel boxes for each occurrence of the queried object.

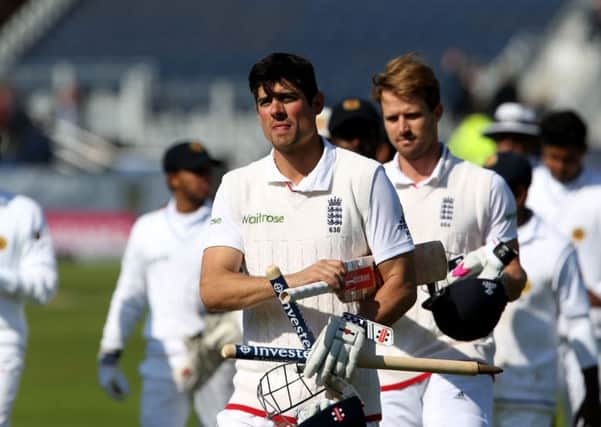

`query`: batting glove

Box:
[98,350,129,401]
[447,241,515,284]
[173,312,242,393]
[304,316,365,386]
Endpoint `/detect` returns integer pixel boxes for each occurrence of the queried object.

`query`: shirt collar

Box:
[266,137,335,192]
[387,143,449,188]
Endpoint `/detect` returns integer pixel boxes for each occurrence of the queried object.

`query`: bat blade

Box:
[413,240,447,284]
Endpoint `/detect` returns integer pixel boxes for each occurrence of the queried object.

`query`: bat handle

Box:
[279,281,331,303]
[221,343,236,359]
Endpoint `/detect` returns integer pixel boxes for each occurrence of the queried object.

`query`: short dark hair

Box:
[248,52,319,103]
[539,110,587,151]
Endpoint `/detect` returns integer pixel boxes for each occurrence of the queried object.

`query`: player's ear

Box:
[165,171,179,191]
[434,103,443,121]
[311,91,324,115]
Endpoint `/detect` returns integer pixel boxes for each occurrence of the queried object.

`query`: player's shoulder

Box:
[527,213,573,252]
[132,205,167,231]
[335,146,382,180]
[445,153,498,190]
[1,192,43,214]
[454,154,496,178]
[336,146,380,167]
[530,164,550,184]
[570,183,601,212]
[220,155,271,186]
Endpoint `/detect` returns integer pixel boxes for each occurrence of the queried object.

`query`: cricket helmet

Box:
[422,277,508,341]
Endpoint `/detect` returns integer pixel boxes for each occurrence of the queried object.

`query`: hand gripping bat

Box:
[221,261,502,376]
[279,240,448,304]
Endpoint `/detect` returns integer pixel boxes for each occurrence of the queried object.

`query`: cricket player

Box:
[485,152,600,427]
[327,97,393,162]
[0,190,57,426]
[97,141,240,427]
[200,52,417,427]
[526,110,601,422]
[372,53,527,427]
[482,102,541,160]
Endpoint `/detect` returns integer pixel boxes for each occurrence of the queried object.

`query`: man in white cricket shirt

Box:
[526,110,601,423]
[0,189,57,427]
[485,151,600,427]
[372,52,527,427]
[200,52,417,427]
[97,141,240,427]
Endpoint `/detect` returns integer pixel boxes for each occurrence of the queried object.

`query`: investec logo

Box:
[241,212,284,224]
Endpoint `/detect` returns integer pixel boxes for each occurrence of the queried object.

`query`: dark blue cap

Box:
[328,98,380,136]
[162,140,222,173]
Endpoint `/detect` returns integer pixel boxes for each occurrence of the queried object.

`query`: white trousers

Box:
[0,345,24,427]
[141,359,235,427]
[380,373,493,427]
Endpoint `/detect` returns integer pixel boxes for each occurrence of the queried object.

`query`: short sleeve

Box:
[204,175,244,253]
[366,167,414,265]
[485,173,518,243]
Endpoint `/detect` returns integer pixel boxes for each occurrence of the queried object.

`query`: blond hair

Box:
[372,52,440,111]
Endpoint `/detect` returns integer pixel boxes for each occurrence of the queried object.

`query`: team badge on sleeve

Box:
[396,217,411,239]
[0,236,6,250]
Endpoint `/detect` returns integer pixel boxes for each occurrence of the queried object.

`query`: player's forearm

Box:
[100,298,146,351]
[360,279,416,325]
[358,253,417,325]
[200,268,278,312]
[501,258,527,301]
[0,265,57,304]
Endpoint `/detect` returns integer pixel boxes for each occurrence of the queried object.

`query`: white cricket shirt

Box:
[0,191,57,347]
[527,166,601,334]
[100,199,211,378]
[494,213,597,408]
[206,139,415,417]
[379,144,518,387]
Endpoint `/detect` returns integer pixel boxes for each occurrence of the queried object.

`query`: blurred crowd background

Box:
[0,0,600,265]
[1,1,601,262]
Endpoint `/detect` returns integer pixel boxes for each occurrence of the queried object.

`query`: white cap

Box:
[483,102,540,137]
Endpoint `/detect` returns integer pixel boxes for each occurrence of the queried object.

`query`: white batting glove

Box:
[304,316,365,386]
[98,350,129,401]
[446,241,505,284]
[173,312,242,393]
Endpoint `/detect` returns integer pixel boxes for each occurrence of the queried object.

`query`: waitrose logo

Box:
[242,212,284,224]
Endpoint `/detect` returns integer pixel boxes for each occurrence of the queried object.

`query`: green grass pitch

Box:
[11,261,198,427]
